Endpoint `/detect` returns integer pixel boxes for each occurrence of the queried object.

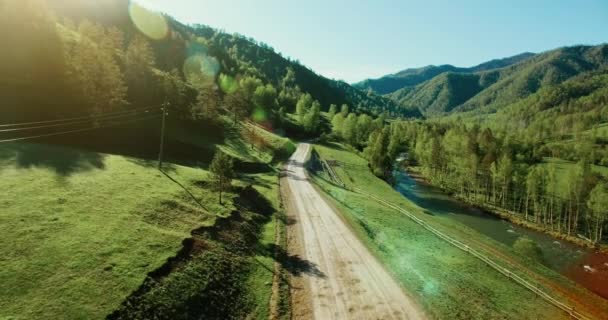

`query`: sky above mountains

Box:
[136,0,608,83]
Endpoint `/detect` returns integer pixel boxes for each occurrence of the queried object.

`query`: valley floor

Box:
[309,142,608,320]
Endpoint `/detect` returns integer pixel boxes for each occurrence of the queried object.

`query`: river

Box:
[393,169,608,300]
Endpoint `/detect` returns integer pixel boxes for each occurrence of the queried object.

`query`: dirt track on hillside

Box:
[281,143,425,320]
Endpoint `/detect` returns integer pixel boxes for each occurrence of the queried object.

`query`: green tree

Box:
[66,20,127,114]
[239,76,263,101]
[296,93,313,122]
[209,151,234,205]
[356,114,373,147]
[253,84,277,110]
[303,101,321,133]
[513,237,545,264]
[125,35,156,105]
[328,104,338,118]
[193,84,220,120]
[364,127,391,177]
[224,88,249,124]
[587,183,608,243]
[342,113,358,145]
[331,113,345,136]
[340,104,350,117]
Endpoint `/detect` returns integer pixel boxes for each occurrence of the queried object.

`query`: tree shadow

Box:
[277,214,298,226]
[259,243,326,278]
[159,169,208,211]
[0,142,105,176]
[234,185,274,216]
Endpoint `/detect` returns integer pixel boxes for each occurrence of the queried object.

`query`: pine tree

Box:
[209,151,234,205]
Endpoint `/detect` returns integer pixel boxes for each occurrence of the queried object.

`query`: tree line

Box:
[394,121,607,245]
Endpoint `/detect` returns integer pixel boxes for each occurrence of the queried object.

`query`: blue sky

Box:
[136,0,608,83]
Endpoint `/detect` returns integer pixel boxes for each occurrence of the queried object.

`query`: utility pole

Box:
[158,103,168,170]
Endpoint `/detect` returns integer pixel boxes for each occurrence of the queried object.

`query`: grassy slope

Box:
[0,144,215,319]
[0,121,290,319]
[310,142,608,319]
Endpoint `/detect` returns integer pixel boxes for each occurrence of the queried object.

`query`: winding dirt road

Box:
[281,144,425,320]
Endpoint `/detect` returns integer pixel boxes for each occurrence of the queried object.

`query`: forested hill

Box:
[389,45,608,117]
[353,52,535,95]
[1,0,412,125]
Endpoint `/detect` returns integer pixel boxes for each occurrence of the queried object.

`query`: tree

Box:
[66,20,128,114]
[239,76,263,101]
[513,237,545,264]
[125,35,157,106]
[193,84,220,120]
[331,113,345,136]
[328,104,338,118]
[303,101,321,133]
[342,113,358,145]
[224,89,249,124]
[587,183,608,243]
[296,93,313,122]
[355,114,373,147]
[340,104,350,117]
[364,127,391,178]
[209,151,234,205]
[253,84,277,110]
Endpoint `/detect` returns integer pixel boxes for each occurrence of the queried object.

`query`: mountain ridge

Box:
[353,52,535,95]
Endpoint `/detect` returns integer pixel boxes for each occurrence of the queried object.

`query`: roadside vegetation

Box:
[310,142,608,319]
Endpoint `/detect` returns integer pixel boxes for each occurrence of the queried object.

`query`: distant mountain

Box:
[353,53,535,95]
[388,45,608,117]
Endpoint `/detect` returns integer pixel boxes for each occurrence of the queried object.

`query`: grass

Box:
[310,142,608,319]
[0,121,285,320]
[0,143,218,319]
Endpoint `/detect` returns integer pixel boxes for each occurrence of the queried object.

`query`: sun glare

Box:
[129,1,168,40]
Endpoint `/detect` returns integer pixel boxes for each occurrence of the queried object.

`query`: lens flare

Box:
[129,1,169,40]
[183,54,220,86]
[252,107,267,123]
[219,74,238,94]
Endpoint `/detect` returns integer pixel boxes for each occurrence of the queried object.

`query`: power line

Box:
[0,113,161,144]
[0,109,159,133]
[0,106,161,128]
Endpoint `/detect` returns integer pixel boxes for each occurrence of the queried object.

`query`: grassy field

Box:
[311,142,608,319]
[0,119,288,319]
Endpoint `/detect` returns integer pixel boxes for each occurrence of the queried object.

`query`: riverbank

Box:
[403,166,608,301]
[405,166,608,253]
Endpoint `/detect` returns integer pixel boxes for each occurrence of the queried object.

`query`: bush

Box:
[513,237,545,264]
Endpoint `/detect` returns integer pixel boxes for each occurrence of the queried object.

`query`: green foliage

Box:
[296,93,313,122]
[587,183,608,243]
[302,101,322,133]
[513,237,545,264]
[364,127,391,178]
[210,151,235,204]
[253,84,278,111]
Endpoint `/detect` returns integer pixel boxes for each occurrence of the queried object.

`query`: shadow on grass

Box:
[159,169,208,211]
[0,142,105,176]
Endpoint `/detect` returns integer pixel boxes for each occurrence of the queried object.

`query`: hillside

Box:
[353,52,534,95]
[390,45,608,117]
[1,0,405,125]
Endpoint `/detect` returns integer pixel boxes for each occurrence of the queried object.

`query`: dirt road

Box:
[282,144,425,320]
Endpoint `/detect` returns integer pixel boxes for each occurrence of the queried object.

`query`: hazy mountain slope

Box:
[392,45,608,117]
[353,52,534,95]
[454,45,608,113]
